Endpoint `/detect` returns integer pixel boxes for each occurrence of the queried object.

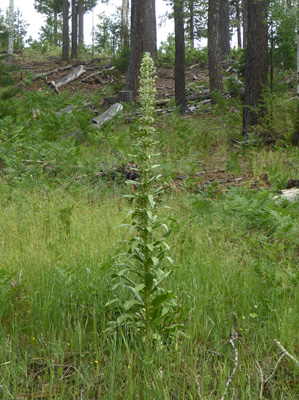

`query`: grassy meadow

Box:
[0,57,299,399]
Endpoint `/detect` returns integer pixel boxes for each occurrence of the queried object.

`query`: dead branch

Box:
[274,340,299,366]
[194,169,225,176]
[238,337,264,399]
[220,331,239,400]
[86,57,102,65]
[32,65,72,80]
[10,270,22,287]
[196,373,202,399]
[80,66,116,84]
[264,354,285,384]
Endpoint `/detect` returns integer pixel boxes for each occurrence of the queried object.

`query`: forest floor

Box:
[11,56,271,193]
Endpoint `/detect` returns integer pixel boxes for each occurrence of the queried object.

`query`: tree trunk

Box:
[291,13,299,145]
[174,0,187,114]
[121,0,129,48]
[208,0,223,103]
[121,0,146,101]
[235,0,242,48]
[219,0,230,57]
[188,0,195,48]
[242,0,248,49]
[62,0,70,61]
[143,0,157,60]
[242,0,268,136]
[7,0,14,61]
[71,0,78,59]
[53,11,58,47]
[78,0,84,46]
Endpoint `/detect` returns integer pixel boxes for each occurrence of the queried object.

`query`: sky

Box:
[0,0,174,46]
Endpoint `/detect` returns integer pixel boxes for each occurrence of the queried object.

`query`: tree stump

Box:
[118,90,134,103]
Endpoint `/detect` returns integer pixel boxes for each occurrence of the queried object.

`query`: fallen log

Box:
[32,65,72,80]
[92,103,123,128]
[274,188,299,203]
[81,66,116,83]
[48,65,86,93]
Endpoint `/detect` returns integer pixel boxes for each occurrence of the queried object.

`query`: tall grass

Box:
[0,186,298,398]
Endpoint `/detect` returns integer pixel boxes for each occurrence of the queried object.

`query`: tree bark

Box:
[242,0,248,49]
[219,0,230,57]
[291,15,299,145]
[242,0,268,136]
[235,0,242,48]
[121,0,129,48]
[71,0,78,59]
[122,0,146,101]
[62,0,70,61]
[78,0,84,46]
[143,0,157,60]
[7,0,14,61]
[174,0,187,114]
[188,0,195,48]
[208,0,223,103]
[53,11,58,47]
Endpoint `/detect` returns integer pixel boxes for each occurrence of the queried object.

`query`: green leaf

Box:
[116,313,136,324]
[135,283,146,293]
[111,281,127,291]
[146,210,154,220]
[104,298,120,307]
[144,272,154,291]
[124,299,144,310]
[146,243,154,252]
[124,285,143,302]
[165,256,174,265]
[151,270,173,292]
[163,228,173,238]
[151,257,159,266]
[151,292,174,307]
[147,195,154,207]
[133,249,145,262]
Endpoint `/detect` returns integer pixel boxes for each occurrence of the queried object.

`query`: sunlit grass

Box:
[0,186,298,398]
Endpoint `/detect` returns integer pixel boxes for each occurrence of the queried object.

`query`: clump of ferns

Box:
[106,53,179,340]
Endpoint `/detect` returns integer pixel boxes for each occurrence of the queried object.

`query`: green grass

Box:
[0,186,298,398]
[0,60,299,398]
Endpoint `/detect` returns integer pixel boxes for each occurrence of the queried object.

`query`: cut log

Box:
[48,65,86,93]
[92,103,123,128]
